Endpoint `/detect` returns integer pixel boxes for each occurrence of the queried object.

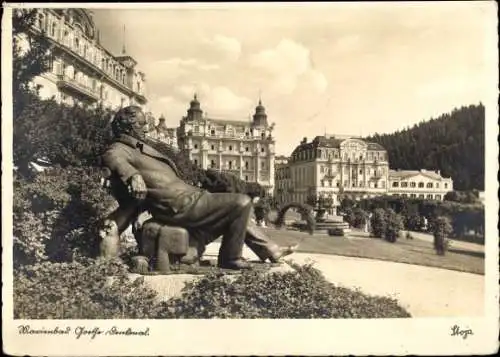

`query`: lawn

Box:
[262,227,485,275]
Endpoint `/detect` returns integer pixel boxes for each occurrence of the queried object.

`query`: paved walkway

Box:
[203,243,485,317]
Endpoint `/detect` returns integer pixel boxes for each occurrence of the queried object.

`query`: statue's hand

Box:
[128,174,147,200]
[99,219,120,259]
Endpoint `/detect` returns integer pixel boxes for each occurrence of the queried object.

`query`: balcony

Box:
[56,75,100,101]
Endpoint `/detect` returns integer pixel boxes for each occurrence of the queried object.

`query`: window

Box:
[228,161,233,169]
[194,159,198,166]
[261,148,265,153]
[228,145,232,151]
[444,183,448,189]
[210,160,216,168]
[211,145,215,151]
[410,182,416,188]
[419,194,424,199]
[401,182,408,188]
[410,194,416,198]
[436,183,440,188]
[321,181,324,187]
[381,181,386,188]
[435,194,442,200]
[359,181,364,187]
[245,175,249,181]
[392,182,399,187]
[418,182,424,188]
[320,166,324,173]
[402,194,408,198]
[393,194,399,197]
[245,147,249,152]
[261,162,265,169]
[427,194,433,199]
[194,144,198,149]
[211,130,215,136]
[51,22,57,37]
[336,181,340,187]
[427,182,433,188]
[359,169,363,174]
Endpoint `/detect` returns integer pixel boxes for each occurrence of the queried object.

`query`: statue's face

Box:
[129,111,148,140]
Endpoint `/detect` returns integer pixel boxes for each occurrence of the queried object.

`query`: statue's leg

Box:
[245,220,299,263]
[158,192,252,269]
[245,220,282,261]
[99,204,139,259]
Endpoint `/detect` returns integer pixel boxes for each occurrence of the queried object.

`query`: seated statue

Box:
[98,105,297,271]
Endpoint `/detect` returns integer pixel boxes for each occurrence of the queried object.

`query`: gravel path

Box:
[203,243,484,317]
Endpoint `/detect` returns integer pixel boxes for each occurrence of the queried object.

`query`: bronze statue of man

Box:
[100,105,296,270]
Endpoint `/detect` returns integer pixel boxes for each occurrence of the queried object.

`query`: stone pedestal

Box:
[138,220,199,273]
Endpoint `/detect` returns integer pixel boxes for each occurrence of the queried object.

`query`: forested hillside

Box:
[366,104,485,191]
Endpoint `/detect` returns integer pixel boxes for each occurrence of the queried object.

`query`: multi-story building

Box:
[275,135,390,210]
[177,95,276,193]
[146,114,179,150]
[275,135,454,209]
[274,155,291,206]
[25,8,147,110]
[388,169,453,200]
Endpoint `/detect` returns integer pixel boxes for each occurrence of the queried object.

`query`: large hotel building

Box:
[177,95,276,193]
[25,8,147,110]
[275,135,453,210]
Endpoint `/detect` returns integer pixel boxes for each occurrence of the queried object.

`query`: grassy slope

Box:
[262,227,484,275]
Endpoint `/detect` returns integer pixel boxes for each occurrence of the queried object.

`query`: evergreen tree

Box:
[366,104,485,190]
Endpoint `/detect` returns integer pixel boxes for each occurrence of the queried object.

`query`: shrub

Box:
[166,263,411,319]
[14,260,411,319]
[275,202,316,234]
[433,216,453,255]
[348,207,368,229]
[253,197,271,224]
[370,208,387,238]
[14,258,171,319]
[13,166,116,267]
[384,209,404,243]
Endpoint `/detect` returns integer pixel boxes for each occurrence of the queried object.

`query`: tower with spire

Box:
[252,97,268,127]
[186,94,204,121]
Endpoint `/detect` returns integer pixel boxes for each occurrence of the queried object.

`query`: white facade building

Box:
[388,169,453,200]
[177,95,276,193]
[275,135,454,209]
[24,8,147,110]
[275,135,390,209]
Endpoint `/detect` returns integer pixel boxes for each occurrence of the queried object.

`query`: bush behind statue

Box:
[14,259,411,319]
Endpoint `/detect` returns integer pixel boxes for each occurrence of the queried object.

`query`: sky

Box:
[91,2,497,156]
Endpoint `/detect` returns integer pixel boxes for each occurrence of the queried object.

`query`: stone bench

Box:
[133,219,202,273]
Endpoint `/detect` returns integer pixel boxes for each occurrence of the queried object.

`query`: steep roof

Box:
[366,142,386,151]
[389,169,449,181]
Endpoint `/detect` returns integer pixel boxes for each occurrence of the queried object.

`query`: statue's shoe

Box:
[218,259,253,270]
[269,244,299,263]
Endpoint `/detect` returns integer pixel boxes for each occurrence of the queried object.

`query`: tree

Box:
[384,209,403,243]
[370,208,387,238]
[12,9,54,176]
[12,9,53,100]
[433,216,452,255]
[366,104,485,191]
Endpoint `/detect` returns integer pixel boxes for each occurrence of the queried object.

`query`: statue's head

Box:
[111,106,148,140]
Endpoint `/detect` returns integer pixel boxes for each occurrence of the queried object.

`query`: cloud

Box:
[153,57,220,78]
[203,35,242,61]
[249,39,328,94]
[171,83,252,117]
